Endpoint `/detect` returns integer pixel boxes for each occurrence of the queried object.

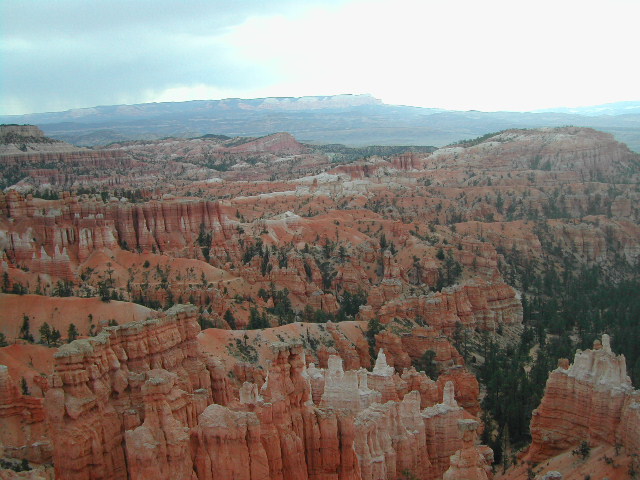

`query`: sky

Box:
[1,0,638,115]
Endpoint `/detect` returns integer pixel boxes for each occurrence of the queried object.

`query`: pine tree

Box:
[366,317,383,361]
[20,377,30,396]
[39,322,52,345]
[415,350,439,379]
[19,315,34,342]
[224,310,236,330]
[248,307,269,330]
[50,327,61,346]
[67,323,79,343]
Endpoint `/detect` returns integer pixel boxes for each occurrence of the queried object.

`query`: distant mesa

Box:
[3,94,639,151]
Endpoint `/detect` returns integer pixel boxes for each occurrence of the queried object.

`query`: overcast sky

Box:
[1,0,638,115]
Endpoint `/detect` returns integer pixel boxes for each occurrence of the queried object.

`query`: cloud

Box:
[221,0,640,111]
[0,0,348,114]
[1,0,638,114]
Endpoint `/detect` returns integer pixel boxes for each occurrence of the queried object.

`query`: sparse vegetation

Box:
[572,441,592,460]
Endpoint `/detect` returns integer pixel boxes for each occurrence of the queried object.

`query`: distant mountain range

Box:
[2,94,640,152]
[534,100,640,116]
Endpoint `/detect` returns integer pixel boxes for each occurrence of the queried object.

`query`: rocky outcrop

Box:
[0,125,74,156]
[0,366,51,463]
[319,356,380,412]
[443,419,493,480]
[190,404,270,480]
[438,367,481,417]
[525,334,640,462]
[0,192,238,285]
[124,369,203,480]
[549,219,640,265]
[0,125,46,139]
[191,346,485,480]
[0,305,491,480]
[372,280,522,333]
[0,150,131,172]
[191,342,364,480]
[428,127,639,181]
[422,382,468,478]
[43,305,211,480]
[376,327,464,373]
[354,391,431,480]
[224,133,308,155]
[0,465,55,480]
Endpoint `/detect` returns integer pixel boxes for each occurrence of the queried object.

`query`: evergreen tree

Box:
[248,307,269,330]
[18,315,34,342]
[67,323,79,343]
[20,377,30,396]
[39,322,52,345]
[366,317,383,361]
[339,290,368,318]
[224,309,237,329]
[414,350,439,379]
[50,327,61,346]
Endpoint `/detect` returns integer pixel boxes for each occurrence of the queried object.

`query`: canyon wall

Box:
[525,334,640,462]
[5,306,492,480]
[43,305,210,480]
[0,366,51,463]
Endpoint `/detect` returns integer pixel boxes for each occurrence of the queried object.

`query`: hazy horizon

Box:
[2,93,640,119]
[2,0,639,116]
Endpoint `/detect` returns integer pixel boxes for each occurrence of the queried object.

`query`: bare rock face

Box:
[191,404,269,480]
[190,347,486,480]
[319,356,380,412]
[0,191,235,277]
[354,391,431,480]
[190,342,363,480]
[0,465,55,479]
[3,311,491,480]
[43,305,210,480]
[374,280,523,334]
[422,382,467,478]
[526,334,639,462]
[438,367,481,417]
[0,365,51,463]
[374,331,414,372]
[443,420,493,480]
[124,369,201,480]
[0,124,77,156]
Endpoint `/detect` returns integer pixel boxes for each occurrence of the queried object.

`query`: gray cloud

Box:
[0,0,348,114]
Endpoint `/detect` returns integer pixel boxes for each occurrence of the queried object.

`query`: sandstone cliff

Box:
[2,307,492,480]
[43,305,210,479]
[498,335,640,480]
[525,334,639,462]
[0,366,51,464]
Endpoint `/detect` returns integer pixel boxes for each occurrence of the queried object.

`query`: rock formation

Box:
[2,124,638,479]
[526,334,639,462]
[43,305,210,480]
[372,280,523,334]
[443,419,493,480]
[34,315,489,480]
[0,366,51,463]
